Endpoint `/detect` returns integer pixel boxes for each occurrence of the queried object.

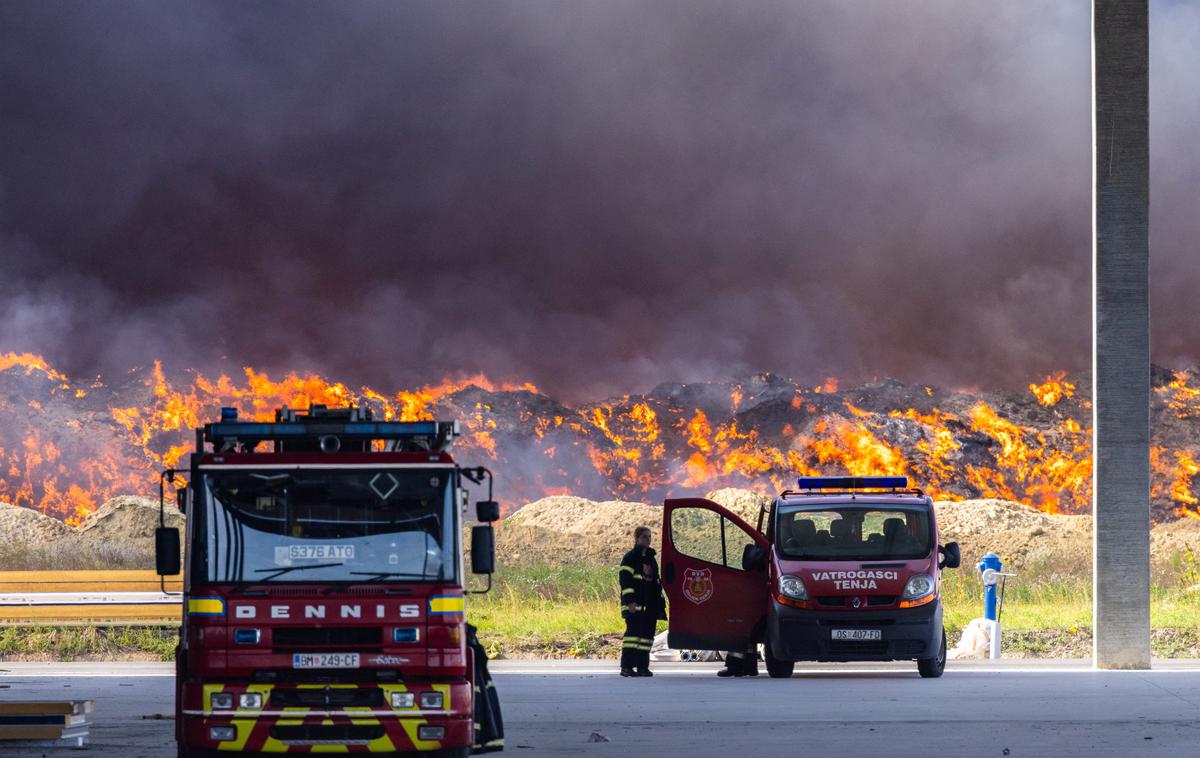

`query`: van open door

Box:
[661,498,770,651]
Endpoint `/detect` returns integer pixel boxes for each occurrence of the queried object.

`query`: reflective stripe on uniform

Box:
[621,588,634,595]
[619,566,635,574]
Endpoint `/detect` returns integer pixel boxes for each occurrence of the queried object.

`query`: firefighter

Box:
[716,645,759,677]
[619,526,665,677]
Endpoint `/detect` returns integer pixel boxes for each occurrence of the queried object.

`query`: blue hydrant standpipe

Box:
[976,552,1015,659]
[978,552,1003,621]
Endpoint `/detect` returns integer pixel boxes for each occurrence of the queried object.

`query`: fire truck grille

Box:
[272,626,383,649]
[269,724,386,745]
[269,688,386,708]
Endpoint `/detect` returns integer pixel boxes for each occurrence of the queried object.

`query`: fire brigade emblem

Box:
[682,567,714,604]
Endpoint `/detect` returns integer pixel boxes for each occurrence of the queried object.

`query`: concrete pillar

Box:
[1093,0,1150,669]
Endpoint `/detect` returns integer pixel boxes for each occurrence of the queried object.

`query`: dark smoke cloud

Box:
[0,1,1195,400]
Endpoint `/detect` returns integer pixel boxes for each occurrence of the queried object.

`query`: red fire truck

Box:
[660,476,961,678]
[154,405,501,756]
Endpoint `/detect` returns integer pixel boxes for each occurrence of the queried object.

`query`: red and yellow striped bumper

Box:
[181,681,472,753]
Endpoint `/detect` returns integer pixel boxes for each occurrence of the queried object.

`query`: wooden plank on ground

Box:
[0,604,181,622]
[0,701,94,716]
[0,571,182,593]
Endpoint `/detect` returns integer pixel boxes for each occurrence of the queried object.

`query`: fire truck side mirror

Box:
[939,541,961,570]
[742,543,767,571]
[470,525,495,575]
[176,487,189,513]
[475,500,500,523]
[156,527,181,576]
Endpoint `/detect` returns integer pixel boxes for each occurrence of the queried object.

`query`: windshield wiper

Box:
[347,571,430,582]
[251,562,344,581]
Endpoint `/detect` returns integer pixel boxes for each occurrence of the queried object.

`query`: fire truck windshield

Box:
[195,468,457,583]
[775,504,933,561]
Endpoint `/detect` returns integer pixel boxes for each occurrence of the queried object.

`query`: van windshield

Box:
[775,505,932,561]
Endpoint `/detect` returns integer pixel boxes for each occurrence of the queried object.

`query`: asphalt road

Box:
[4,660,1200,757]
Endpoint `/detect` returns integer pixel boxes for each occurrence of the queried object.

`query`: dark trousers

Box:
[621,610,656,670]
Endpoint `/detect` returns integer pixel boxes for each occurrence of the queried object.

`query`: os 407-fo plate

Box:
[293,653,361,669]
[831,629,882,641]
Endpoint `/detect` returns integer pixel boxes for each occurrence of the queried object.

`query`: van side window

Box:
[670,507,758,571]
[670,507,725,566]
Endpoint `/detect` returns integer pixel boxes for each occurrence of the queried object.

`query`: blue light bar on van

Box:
[797,476,909,490]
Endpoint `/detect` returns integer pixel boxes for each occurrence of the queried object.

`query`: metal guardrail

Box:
[0,571,182,624]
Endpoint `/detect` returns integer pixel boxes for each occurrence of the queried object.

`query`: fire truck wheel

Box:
[764,638,795,679]
[917,629,947,678]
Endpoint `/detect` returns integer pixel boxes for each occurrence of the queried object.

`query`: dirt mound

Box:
[0,495,184,569]
[934,500,1091,572]
[72,495,183,549]
[496,490,1100,571]
[934,499,1054,535]
[703,488,771,525]
[1151,517,1200,557]
[0,501,72,545]
[499,496,660,565]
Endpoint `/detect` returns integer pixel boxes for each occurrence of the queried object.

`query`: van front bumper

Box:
[767,598,942,662]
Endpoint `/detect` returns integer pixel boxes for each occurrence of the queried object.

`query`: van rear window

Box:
[776,506,932,560]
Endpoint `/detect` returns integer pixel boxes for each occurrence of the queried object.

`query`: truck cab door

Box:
[661,498,770,651]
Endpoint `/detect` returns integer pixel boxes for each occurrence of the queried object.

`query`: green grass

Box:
[468,557,1200,658]
[468,564,632,658]
[6,556,1200,660]
[0,625,177,661]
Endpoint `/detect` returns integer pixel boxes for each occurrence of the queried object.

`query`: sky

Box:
[1,1,1196,401]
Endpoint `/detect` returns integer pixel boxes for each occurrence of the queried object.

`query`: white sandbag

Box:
[948,617,993,660]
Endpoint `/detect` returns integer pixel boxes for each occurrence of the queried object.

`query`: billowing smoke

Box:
[0,2,1196,399]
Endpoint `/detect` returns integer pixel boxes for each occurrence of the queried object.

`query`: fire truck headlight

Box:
[238,693,263,709]
[902,574,935,600]
[417,725,446,741]
[419,691,444,709]
[778,575,808,601]
[209,725,237,742]
[210,692,235,710]
[391,692,415,708]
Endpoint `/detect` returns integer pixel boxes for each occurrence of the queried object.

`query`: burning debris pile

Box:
[4,351,1200,525]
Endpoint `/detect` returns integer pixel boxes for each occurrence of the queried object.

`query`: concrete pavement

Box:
[3,660,1200,756]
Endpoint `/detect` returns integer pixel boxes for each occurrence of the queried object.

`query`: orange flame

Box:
[5,353,1200,523]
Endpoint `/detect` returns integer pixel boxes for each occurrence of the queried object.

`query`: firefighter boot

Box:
[620,644,637,677]
[717,651,755,677]
[635,648,653,676]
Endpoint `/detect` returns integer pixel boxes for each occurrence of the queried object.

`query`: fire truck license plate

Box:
[832,629,882,641]
[292,653,360,669]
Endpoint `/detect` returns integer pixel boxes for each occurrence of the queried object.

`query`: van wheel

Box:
[918,629,947,678]
[764,637,795,679]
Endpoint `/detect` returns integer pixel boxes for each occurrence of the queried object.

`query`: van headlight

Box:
[901,574,935,600]
[778,575,808,601]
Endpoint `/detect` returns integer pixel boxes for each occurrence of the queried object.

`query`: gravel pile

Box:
[0,496,183,568]
[0,501,71,545]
